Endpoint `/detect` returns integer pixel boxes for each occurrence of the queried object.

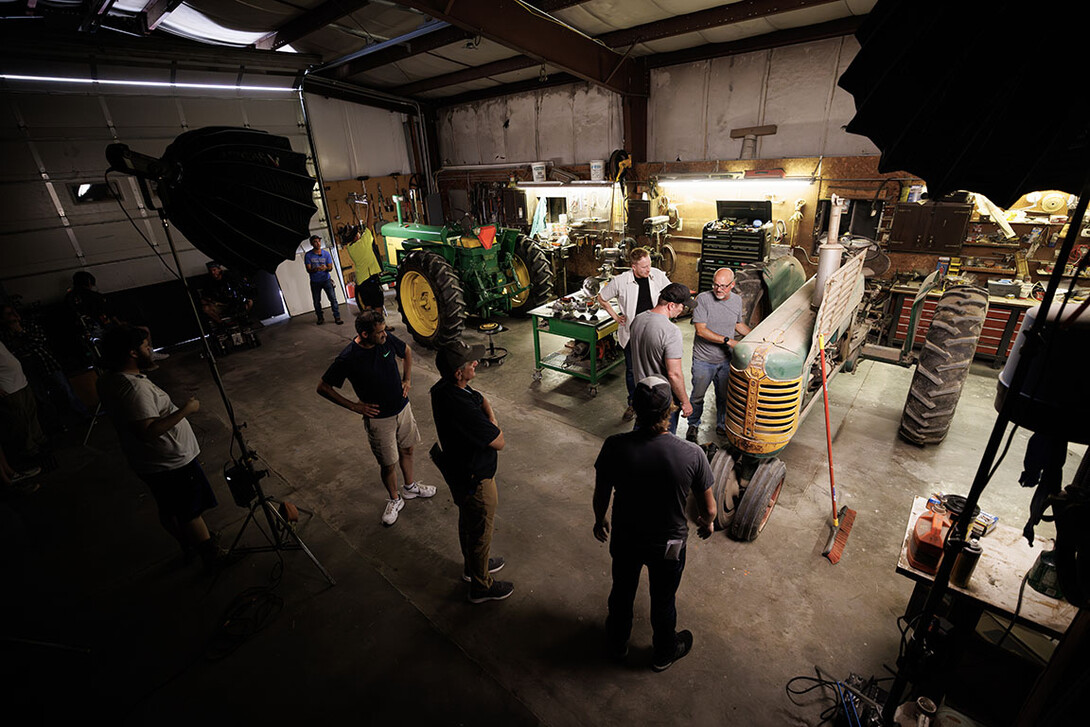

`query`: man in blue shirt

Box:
[304,235,343,326]
[317,310,435,525]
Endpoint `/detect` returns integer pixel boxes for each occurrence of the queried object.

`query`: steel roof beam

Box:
[389,0,647,96]
[253,0,372,51]
[597,0,840,48]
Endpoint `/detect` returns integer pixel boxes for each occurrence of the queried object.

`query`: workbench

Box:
[529,296,623,396]
[897,496,1076,640]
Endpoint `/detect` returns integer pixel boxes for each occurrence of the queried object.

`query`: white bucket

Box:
[531,162,546,182]
[590,159,605,181]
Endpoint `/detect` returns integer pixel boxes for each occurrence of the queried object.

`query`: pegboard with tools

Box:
[323,174,427,280]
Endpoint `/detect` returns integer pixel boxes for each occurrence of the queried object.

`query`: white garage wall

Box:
[436,82,623,166]
[650,36,877,162]
[434,36,877,167]
[0,75,312,308]
[303,94,412,181]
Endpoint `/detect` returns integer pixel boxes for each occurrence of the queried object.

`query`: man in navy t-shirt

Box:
[317,309,434,525]
[304,235,343,326]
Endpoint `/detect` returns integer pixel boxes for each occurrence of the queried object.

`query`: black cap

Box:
[437,340,487,379]
[659,282,694,306]
[632,375,673,420]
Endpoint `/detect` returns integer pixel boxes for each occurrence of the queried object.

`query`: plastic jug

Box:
[907,507,951,575]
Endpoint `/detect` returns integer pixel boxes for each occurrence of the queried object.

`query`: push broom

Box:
[818,334,856,563]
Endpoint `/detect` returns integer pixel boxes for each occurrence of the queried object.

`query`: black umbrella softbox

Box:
[837,0,1090,208]
[108,127,317,273]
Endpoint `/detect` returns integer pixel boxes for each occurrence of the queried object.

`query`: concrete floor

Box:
[4,299,1085,726]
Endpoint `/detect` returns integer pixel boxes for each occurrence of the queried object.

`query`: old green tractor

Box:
[704,243,988,542]
[379,199,552,348]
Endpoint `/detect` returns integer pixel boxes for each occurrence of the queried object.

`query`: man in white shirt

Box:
[0,340,45,490]
[598,248,671,421]
[97,325,226,569]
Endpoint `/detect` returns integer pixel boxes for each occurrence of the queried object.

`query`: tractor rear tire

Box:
[508,235,553,316]
[899,285,988,445]
[729,458,786,542]
[396,249,466,349]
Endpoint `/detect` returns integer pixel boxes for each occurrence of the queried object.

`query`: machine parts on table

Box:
[698,200,774,291]
[906,506,951,575]
[550,293,601,322]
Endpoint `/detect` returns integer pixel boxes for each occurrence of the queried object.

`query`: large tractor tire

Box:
[396,249,466,349]
[507,235,553,316]
[729,458,787,542]
[899,285,988,445]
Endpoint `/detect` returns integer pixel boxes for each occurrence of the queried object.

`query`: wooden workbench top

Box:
[896,496,1076,639]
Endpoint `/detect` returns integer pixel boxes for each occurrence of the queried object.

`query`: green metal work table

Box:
[529,298,624,396]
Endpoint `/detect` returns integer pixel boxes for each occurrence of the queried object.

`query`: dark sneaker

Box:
[715,426,728,436]
[316,318,325,325]
[651,630,693,672]
[606,640,629,661]
[685,428,698,443]
[622,406,636,422]
[335,318,344,325]
[468,580,514,603]
[462,556,506,582]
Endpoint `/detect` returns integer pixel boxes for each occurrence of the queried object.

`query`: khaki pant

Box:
[459,476,497,591]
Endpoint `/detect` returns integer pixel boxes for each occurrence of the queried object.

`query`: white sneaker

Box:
[401,481,436,499]
[381,497,405,525]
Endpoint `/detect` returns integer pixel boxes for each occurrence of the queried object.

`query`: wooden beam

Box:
[389,0,647,96]
[253,0,372,51]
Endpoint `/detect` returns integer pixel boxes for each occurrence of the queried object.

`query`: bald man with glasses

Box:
[685,268,751,443]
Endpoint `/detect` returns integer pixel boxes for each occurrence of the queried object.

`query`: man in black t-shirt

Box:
[430,341,512,604]
[317,310,435,526]
[593,375,716,672]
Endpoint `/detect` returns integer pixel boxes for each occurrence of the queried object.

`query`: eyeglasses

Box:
[711,282,734,290]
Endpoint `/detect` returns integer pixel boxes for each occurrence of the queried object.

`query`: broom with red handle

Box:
[818,334,856,562]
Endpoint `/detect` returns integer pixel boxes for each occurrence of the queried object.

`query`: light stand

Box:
[131,174,335,586]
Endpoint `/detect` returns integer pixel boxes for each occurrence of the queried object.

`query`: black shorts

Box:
[139,459,218,522]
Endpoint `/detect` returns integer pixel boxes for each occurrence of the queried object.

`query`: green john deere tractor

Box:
[379,199,553,348]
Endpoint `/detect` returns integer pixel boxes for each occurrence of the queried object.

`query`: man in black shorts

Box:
[97,325,226,568]
[593,375,716,671]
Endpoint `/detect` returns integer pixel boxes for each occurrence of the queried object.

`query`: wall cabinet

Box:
[888,202,973,254]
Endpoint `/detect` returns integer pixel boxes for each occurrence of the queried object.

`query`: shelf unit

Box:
[961,220,1060,281]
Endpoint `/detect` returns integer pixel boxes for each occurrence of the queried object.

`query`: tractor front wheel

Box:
[508,235,553,316]
[729,458,786,542]
[396,250,466,348]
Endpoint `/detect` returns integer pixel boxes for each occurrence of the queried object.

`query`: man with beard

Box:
[97,325,226,568]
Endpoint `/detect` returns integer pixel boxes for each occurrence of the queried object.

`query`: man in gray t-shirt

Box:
[628,283,694,435]
[685,267,751,442]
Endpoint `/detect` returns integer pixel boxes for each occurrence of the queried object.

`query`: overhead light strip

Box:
[0,74,295,93]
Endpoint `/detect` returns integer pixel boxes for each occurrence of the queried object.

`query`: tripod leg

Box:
[267,505,337,586]
[82,402,102,447]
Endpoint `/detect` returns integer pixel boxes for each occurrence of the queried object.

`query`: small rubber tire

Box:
[729,458,786,542]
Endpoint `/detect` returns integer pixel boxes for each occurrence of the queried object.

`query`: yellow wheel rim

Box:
[401,270,438,337]
[509,255,531,307]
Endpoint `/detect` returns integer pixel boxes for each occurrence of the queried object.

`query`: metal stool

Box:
[477,321,508,367]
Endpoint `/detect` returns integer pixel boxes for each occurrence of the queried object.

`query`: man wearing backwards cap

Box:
[593,375,716,672]
[431,341,512,603]
[627,282,694,434]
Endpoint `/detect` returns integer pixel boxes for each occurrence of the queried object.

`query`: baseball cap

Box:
[632,375,673,420]
[659,282,694,306]
[437,340,487,378]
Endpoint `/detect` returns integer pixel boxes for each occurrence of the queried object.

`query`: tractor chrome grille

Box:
[724,366,804,455]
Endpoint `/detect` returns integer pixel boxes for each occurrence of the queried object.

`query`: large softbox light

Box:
[107,127,317,273]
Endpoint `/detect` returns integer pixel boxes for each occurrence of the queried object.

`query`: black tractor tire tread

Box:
[396,249,467,349]
[509,235,553,316]
[899,285,988,445]
[729,458,787,542]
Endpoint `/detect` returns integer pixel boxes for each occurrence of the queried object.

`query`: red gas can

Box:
[907,508,951,575]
